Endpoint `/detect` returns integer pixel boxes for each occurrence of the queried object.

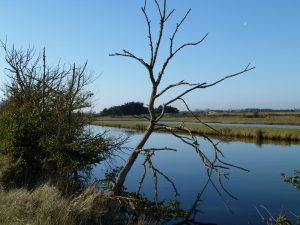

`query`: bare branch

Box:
[155,104,166,122]
[218,174,238,200]
[164,63,255,106]
[155,81,204,99]
[156,33,208,86]
[217,159,249,172]
[170,9,191,55]
[165,9,175,22]
[186,178,210,221]
[154,164,179,197]
[173,33,208,56]
[151,0,167,68]
[146,151,179,199]
[201,63,255,89]
[138,147,177,153]
[141,7,154,61]
[154,0,163,18]
[136,155,148,195]
[205,169,233,213]
[110,50,155,84]
[148,153,158,201]
[110,50,149,68]
[142,0,147,11]
[163,83,206,106]
[157,124,223,172]
[179,97,226,138]
[136,147,179,199]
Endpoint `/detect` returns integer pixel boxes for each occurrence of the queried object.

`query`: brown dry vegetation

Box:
[97,112,300,126]
[93,120,300,142]
[0,184,157,225]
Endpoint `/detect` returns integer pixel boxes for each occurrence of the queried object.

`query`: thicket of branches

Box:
[0,42,122,190]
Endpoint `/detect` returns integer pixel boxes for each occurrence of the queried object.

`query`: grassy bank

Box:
[92,120,300,142]
[96,114,300,126]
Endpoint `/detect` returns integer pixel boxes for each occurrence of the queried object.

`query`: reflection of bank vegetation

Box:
[93,121,300,143]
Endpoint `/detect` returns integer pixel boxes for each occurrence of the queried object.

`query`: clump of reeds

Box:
[255,129,263,141]
[135,124,147,131]
[0,184,103,225]
[0,184,162,225]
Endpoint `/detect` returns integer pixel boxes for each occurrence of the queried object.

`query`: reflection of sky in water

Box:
[91,125,300,225]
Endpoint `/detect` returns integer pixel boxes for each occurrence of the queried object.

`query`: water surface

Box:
[92,125,300,225]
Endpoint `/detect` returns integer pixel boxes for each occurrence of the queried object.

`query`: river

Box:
[92,125,300,225]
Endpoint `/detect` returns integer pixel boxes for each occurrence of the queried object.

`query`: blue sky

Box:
[0,0,299,111]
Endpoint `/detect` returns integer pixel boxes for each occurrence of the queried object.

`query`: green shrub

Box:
[0,44,121,190]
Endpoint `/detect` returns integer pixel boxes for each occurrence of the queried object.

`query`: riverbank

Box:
[92,120,300,142]
[96,113,300,126]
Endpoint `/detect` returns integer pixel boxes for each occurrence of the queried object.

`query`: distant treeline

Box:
[100,102,179,116]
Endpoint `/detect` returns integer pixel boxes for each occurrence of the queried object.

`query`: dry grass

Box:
[96,113,300,125]
[0,184,99,225]
[92,121,300,142]
[0,184,155,225]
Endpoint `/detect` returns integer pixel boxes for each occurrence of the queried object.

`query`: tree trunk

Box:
[111,123,154,194]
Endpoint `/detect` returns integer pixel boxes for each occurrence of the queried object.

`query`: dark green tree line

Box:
[101,102,148,116]
[101,101,179,116]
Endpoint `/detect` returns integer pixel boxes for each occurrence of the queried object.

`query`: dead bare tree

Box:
[110,0,255,195]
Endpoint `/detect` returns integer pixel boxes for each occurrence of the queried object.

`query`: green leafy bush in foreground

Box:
[0,43,121,190]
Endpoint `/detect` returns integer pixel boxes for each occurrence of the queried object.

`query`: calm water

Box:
[92,125,300,225]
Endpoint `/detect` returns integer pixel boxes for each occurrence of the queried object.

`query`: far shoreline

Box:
[96,118,300,126]
[91,118,300,143]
